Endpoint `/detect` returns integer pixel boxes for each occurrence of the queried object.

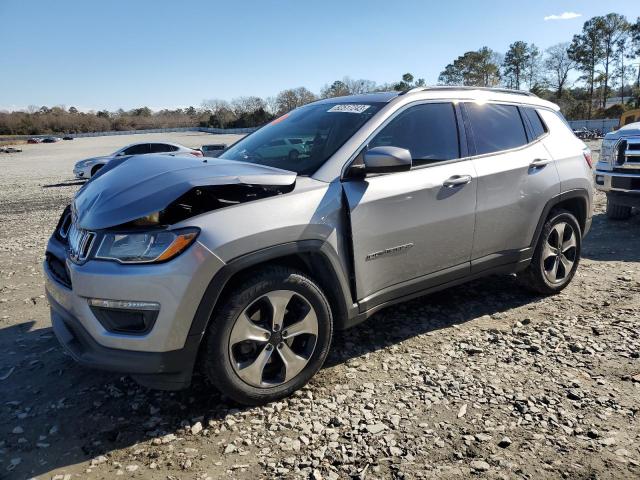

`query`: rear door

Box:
[463,102,561,266]
[343,102,477,303]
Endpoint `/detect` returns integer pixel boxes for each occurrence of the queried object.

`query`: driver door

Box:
[342,102,477,305]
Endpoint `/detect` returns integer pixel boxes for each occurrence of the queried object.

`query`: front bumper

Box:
[44,232,225,389]
[48,291,199,389]
[594,169,640,194]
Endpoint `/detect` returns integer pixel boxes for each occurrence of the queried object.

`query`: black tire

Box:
[288,149,299,161]
[90,164,103,177]
[201,266,333,405]
[518,209,582,295]
[605,197,632,220]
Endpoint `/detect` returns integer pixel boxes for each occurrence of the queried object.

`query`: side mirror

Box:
[363,146,412,174]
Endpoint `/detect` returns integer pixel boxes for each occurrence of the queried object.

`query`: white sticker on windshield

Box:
[327,104,371,114]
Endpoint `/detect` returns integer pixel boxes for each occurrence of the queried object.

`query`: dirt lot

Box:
[0,138,638,480]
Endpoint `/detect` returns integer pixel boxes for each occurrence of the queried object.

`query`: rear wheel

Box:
[605,195,632,220]
[201,266,333,405]
[518,210,581,294]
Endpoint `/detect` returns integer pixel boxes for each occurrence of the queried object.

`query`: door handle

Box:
[529,158,552,168]
[443,175,472,188]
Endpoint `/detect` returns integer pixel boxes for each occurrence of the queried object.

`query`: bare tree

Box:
[264,96,278,115]
[544,43,575,98]
[275,87,317,115]
[344,77,377,94]
[320,77,378,98]
[230,96,266,116]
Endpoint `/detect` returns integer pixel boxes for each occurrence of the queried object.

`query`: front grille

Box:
[611,176,640,191]
[617,139,640,169]
[46,253,72,288]
[67,223,96,263]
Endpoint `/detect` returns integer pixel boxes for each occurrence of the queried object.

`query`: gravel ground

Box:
[0,138,639,480]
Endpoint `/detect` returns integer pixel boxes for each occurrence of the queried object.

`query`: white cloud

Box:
[544,12,582,21]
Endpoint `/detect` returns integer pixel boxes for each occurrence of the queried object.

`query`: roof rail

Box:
[397,86,428,96]
[404,85,537,97]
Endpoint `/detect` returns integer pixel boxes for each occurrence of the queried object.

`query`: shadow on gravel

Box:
[42,180,86,188]
[0,273,542,479]
[581,211,640,263]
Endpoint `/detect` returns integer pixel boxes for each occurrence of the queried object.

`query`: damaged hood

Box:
[73,155,296,230]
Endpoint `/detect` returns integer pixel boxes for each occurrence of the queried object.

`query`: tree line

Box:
[437,13,640,119]
[0,75,422,135]
[1,12,639,136]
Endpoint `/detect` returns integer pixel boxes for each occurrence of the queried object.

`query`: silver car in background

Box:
[73,141,203,179]
[46,87,593,405]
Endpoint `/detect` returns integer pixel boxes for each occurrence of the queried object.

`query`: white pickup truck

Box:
[595,122,640,219]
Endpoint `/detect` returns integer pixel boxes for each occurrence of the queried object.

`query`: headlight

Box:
[95,228,199,264]
[600,139,617,164]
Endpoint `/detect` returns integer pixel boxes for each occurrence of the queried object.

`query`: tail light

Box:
[583,149,593,169]
[190,150,203,157]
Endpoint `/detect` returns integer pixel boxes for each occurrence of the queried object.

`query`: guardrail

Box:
[0,126,259,142]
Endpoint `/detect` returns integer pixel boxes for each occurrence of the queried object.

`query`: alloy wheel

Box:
[228,290,318,388]
[542,222,577,284]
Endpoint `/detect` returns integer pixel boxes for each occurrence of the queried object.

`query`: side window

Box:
[521,107,547,140]
[464,103,528,155]
[150,143,175,153]
[123,143,151,155]
[369,103,460,166]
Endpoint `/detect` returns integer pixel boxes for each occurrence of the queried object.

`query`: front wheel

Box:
[518,210,582,295]
[201,266,333,405]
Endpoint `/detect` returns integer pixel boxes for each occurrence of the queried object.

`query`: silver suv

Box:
[44,87,593,405]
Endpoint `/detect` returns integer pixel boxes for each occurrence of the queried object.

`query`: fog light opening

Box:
[88,298,159,334]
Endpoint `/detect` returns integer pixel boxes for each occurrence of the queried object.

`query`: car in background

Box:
[0,146,23,153]
[73,141,203,179]
[42,136,62,143]
[27,138,42,144]
[254,137,309,161]
[63,135,74,141]
[201,144,227,157]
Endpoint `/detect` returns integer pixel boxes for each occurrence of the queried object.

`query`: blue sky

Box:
[1,0,638,111]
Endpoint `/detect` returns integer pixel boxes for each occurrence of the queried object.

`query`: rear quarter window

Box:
[521,107,547,140]
[464,103,528,155]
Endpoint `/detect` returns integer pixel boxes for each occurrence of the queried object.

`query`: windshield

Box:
[220,102,384,175]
